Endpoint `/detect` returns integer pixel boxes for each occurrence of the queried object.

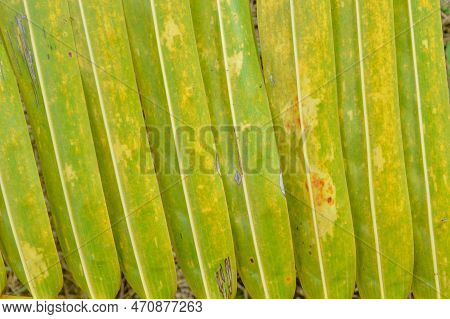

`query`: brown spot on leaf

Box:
[306,167,338,237]
[309,171,335,207]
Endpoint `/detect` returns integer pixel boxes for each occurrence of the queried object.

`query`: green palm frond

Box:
[122,0,237,299]
[0,38,62,298]
[190,0,296,299]
[0,0,446,300]
[0,0,121,298]
[331,0,414,298]
[66,0,176,299]
[259,0,357,298]
[394,0,450,299]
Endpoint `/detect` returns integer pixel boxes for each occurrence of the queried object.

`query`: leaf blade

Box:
[0,38,62,298]
[0,0,121,298]
[259,0,357,298]
[189,0,296,298]
[394,0,450,299]
[123,0,237,299]
[121,0,207,298]
[67,0,176,298]
[331,0,414,298]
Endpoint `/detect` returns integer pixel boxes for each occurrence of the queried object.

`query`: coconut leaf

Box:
[66,0,176,299]
[330,0,414,298]
[0,0,120,298]
[0,38,62,298]
[121,0,200,297]
[258,0,356,298]
[189,0,296,298]
[122,0,237,298]
[393,0,449,298]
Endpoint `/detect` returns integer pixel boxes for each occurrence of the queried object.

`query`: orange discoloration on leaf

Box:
[260,0,356,299]
[305,169,337,237]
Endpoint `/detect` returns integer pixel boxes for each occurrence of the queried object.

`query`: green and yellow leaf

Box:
[330,0,414,298]
[189,0,296,298]
[66,0,176,299]
[259,0,357,298]
[121,0,201,298]
[122,0,237,298]
[0,0,121,298]
[0,38,62,298]
[393,0,450,299]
